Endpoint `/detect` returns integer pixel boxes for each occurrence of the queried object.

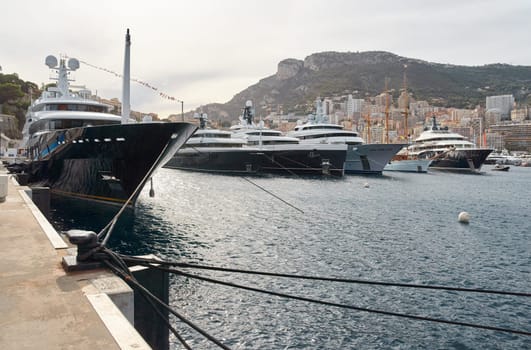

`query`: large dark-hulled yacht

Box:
[18,31,196,205]
[407,116,492,173]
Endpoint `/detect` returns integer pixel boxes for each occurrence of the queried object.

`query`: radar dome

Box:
[45,55,58,68]
[68,58,80,70]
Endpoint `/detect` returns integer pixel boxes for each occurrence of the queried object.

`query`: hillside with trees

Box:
[0,73,39,137]
[193,51,531,121]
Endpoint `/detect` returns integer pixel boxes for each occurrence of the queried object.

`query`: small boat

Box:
[492,164,510,171]
[384,157,432,173]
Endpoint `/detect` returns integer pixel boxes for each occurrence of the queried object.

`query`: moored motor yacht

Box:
[17,31,196,206]
[407,116,492,173]
[164,113,264,174]
[165,105,346,176]
[287,98,403,175]
[231,101,346,176]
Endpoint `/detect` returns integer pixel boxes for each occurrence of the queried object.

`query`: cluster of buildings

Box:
[259,93,531,152]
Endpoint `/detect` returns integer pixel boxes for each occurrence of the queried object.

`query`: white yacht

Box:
[165,108,346,176]
[287,99,404,175]
[484,150,522,166]
[230,101,346,176]
[406,116,492,172]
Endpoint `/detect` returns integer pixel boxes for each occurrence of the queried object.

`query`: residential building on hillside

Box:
[323,98,334,115]
[486,94,514,120]
[374,92,392,107]
[489,122,531,152]
[346,95,364,118]
[397,91,415,109]
[510,108,529,122]
[486,132,504,151]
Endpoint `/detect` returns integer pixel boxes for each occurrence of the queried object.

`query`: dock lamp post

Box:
[177,100,184,121]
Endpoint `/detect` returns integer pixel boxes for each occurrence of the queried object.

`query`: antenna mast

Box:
[121,29,131,124]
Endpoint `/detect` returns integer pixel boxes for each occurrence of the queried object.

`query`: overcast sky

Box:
[2,0,530,117]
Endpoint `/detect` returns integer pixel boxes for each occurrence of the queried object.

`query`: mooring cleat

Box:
[65,229,101,262]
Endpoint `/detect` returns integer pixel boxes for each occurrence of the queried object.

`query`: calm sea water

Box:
[51,166,531,349]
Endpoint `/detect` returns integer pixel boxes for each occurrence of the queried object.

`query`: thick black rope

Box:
[102,254,232,349]
[155,266,531,337]
[101,250,192,349]
[118,257,531,298]
[240,177,304,213]
[257,152,301,177]
[186,145,304,213]
[98,141,172,246]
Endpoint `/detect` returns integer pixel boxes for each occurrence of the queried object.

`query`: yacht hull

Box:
[257,144,346,177]
[165,144,346,177]
[384,159,432,173]
[164,148,264,174]
[428,149,492,173]
[25,123,196,205]
[344,144,404,175]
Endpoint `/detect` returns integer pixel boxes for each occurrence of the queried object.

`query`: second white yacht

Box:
[287,99,404,175]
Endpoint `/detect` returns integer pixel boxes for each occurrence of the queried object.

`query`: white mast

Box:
[121,29,131,124]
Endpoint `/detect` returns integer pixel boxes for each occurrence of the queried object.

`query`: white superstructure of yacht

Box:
[287,98,403,174]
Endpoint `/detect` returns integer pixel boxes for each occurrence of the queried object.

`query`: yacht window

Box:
[45,103,107,112]
[182,143,242,148]
[299,132,359,140]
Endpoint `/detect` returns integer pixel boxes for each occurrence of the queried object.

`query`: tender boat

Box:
[384,151,432,173]
[17,31,196,206]
[491,164,510,171]
[406,116,492,173]
[287,98,403,175]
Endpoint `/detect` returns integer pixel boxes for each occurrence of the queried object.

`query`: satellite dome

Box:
[45,55,58,68]
[68,58,80,70]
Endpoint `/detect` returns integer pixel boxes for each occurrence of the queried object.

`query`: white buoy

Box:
[458,211,470,224]
[364,182,370,188]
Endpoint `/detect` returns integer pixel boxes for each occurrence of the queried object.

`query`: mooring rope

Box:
[100,248,231,349]
[98,142,171,246]
[116,257,531,298]
[240,176,304,214]
[150,265,531,337]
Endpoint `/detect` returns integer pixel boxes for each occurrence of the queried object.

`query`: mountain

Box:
[195,51,531,121]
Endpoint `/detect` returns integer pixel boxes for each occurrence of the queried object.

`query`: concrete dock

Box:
[0,166,150,349]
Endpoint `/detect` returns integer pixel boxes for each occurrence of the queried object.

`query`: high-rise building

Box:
[323,98,334,115]
[346,94,364,118]
[486,95,514,120]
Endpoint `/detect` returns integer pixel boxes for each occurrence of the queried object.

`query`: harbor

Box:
[49,166,531,349]
[2,3,531,348]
